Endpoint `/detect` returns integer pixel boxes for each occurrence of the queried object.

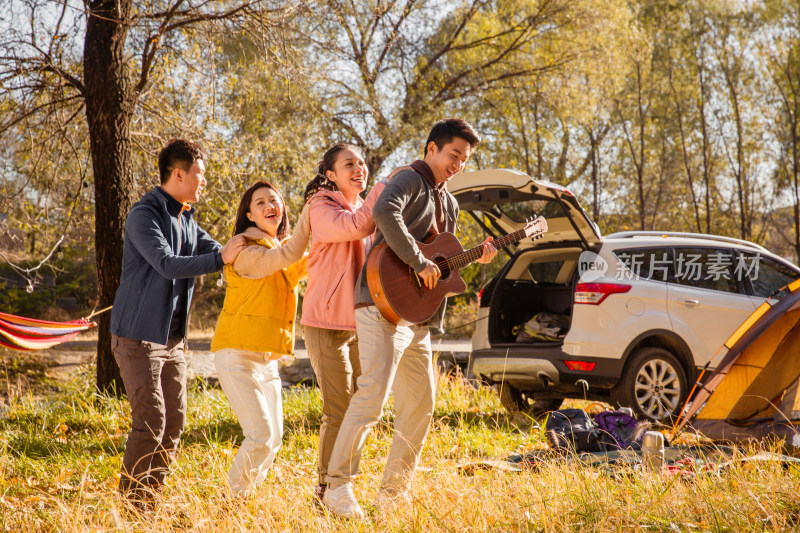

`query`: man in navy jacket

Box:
[110,139,245,506]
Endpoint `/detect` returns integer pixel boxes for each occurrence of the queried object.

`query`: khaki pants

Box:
[304,326,361,485]
[325,306,435,494]
[214,348,283,497]
[112,334,187,495]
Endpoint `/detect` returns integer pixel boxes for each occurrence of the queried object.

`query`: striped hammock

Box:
[0,311,96,351]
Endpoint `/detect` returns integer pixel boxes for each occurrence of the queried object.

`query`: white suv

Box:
[449,169,800,421]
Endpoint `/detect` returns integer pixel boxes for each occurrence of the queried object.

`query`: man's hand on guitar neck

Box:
[475,236,497,264]
[418,261,441,289]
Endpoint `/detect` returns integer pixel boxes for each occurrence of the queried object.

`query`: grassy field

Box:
[1,353,799,532]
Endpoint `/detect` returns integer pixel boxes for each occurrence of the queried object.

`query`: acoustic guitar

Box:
[366,216,548,326]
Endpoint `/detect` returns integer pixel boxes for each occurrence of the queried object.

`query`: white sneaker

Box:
[374,489,411,514]
[323,483,364,519]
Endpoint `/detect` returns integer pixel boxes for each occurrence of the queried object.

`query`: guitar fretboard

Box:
[444,223,541,271]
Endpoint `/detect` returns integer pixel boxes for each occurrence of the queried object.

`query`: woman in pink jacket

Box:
[301,143,387,501]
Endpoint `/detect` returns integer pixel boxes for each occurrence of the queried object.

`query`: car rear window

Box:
[498,198,568,224]
[528,261,565,284]
[739,252,799,298]
[612,248,672,282]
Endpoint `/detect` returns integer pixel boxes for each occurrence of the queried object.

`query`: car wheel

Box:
[613,347,688,422]
[497,384,563,417]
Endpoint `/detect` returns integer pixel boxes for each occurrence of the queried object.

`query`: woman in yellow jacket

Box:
[211,181,309,498]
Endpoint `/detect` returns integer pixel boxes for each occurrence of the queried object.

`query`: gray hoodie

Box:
[354,168,459,332]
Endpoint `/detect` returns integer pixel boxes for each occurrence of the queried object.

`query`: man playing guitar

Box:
[322,119,497,518]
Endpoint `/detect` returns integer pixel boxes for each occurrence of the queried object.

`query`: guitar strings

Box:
[442,222,544,271]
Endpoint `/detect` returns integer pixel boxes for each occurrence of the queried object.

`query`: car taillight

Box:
[478,288,483,299]
[564,360,596,371]
[574,283,631,304]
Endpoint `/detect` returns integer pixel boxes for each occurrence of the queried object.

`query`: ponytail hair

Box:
[303,143,360,203]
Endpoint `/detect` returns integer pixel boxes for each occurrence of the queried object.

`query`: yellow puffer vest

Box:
[210,233,307,357]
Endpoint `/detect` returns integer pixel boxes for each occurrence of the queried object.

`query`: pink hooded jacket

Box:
[301,181,386,331]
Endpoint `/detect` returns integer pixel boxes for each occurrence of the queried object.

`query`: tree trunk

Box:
[365,152,384,186]
[668,60,702,233]
[698,64,713,235]
[636,64,646,231]
[364,143,396,186]
[84,0,135,395]
[514,91,533,177]
[590,132,599,221]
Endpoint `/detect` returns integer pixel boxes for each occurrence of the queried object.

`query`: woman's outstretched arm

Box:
[233,205,311,279]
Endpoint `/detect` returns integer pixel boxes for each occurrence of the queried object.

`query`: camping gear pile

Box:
[543,408,649,453]
[513,312,569,342]
[494,407,800,476]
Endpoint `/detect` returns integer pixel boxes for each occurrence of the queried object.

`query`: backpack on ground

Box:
[593,410,647,450]
[545,409,617,453]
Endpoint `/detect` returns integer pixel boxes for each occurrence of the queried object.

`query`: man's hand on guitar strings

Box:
[418,261,441,289]
[475,236,497,264]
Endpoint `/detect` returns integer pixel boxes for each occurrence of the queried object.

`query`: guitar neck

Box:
[446,226,532,271]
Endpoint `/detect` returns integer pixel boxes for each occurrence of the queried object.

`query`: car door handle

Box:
[681,298,700,306]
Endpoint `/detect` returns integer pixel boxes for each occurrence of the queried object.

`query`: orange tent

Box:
[673,279,800,447]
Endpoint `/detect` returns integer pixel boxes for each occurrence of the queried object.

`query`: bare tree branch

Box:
[137,0,262,93]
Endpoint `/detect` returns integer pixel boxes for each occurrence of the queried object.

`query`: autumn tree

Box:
[288,0,591,180]
[609,0,684,232]
[468,0,633,227]
[761,0,800,260]
[206,17,331,215]
[663,1,720,234]
[707,6,764,240]
[0,0,284,393]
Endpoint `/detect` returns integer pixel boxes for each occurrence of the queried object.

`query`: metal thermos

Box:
[641,431,665,472]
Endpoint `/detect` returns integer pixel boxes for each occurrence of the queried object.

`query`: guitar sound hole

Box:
[435,257,450,279]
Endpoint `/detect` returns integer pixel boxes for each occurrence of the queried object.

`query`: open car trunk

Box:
[448,169,600,348]
[487,247,583,346]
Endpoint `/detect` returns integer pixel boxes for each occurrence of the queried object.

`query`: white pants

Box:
[214,348,283,497]
[325,306,435,494]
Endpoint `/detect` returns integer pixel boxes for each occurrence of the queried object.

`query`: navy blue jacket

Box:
[110,187,223,344]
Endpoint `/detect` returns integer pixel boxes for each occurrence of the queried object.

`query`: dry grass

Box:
[1,362,799,532]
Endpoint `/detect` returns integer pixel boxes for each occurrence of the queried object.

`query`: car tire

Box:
[497,384,563,417]
[613,347,688,422]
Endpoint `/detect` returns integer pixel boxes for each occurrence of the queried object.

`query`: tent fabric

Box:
[690,417,800,446]
[779,379,800,419]
[674,278,800,445]
[0,311,95,351]
[704,308,800,422]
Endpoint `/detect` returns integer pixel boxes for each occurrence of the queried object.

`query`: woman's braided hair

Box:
[303,143,360,203]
